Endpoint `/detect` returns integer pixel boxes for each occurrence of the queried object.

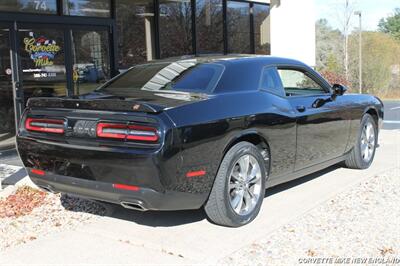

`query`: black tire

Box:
[345,114,378,169]
[204,141,267,227]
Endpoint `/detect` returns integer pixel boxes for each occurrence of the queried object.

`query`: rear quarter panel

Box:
[164,91,297,193]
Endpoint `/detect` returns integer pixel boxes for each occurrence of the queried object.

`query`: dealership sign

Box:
[24,32,60,67]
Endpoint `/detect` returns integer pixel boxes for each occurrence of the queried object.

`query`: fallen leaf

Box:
[379,247,394,256]
[0,186,46,218]
[307,249,317,257]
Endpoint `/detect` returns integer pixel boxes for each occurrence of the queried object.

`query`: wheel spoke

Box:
[231,189,242,208]
[248,163,260,181]
[368,124,373,137]
[243,189,253,207]
[367,123,372,136]
[369,146,374,158]
[233,190,244,213]
[248,173,261,185]
[246,188,255,199]
[231,170,241,181]
[368,133,375,144]
[238,155,250,178]
[361,142,367,153]
[364,146,369,159]
[229,182,240,190]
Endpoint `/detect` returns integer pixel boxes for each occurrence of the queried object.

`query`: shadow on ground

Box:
[60,164,343,227]
[265,164,341,197]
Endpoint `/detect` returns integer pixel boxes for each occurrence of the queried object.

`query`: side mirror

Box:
[332,84,347,96]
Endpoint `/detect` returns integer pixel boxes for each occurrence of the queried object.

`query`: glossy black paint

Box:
[16,55,384,211]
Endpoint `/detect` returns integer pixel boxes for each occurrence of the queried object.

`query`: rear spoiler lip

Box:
[26,97,164,113]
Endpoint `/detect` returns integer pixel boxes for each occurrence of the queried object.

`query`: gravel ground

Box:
[220,168,400,265]
[0,192,107,252]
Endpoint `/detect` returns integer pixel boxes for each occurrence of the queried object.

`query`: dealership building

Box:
[0,0,315,152]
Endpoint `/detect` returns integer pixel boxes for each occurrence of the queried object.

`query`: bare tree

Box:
[333,0,357,80]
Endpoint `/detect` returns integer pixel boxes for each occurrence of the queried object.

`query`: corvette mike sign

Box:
[24,32,61,67]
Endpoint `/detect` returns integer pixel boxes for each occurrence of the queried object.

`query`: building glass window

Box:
[71,30,110,95]
[115,0,155,69]
[253,4,270,54]
[196,0,223,54]
[159,0,193,58]
[63,0,110,17]
[0,0,57,14]
[18,29,67,101]
[227,1,250,54]
[0,27,15,151]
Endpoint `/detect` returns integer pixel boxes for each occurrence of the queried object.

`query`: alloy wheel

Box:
[228,154,263,216]
[360,120,375,162]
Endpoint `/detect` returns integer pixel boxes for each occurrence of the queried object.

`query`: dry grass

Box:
[370,90,400,100]
[346,87,400,100]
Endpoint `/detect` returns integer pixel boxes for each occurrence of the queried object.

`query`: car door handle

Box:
[296,105,306,112]
[312,98,332,108]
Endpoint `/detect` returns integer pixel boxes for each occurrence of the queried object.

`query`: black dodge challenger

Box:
[17,55,383,227]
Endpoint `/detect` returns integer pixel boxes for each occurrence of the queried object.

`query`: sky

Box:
[315,0,399,32]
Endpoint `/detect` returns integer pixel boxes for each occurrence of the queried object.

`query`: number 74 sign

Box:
[33,0,48,11]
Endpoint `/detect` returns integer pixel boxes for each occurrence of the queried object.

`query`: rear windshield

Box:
[99,62,224,95]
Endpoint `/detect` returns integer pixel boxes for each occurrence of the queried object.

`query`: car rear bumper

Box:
[17,136,212,211]
[29,169,206,211]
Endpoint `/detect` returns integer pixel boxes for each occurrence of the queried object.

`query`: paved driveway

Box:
[1,129,399,264]
[383,100,400,130]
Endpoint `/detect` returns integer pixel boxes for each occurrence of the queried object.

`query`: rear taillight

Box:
[25,118,65,134]
[96,123,159,142]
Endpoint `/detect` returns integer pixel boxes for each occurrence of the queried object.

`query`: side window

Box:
[277,69,327,96]
[260,67,285,97]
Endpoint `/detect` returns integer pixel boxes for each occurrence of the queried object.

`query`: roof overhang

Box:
[248,0,270,3]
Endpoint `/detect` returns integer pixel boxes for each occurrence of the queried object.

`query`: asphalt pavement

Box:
[383,100,400,130]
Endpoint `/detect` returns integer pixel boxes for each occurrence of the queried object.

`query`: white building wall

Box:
[269,0,316,66]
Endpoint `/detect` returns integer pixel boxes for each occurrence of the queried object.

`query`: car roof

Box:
[147,54,308,68]
[135,55,316,94]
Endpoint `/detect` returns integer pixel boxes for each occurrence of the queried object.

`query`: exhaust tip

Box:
[38,185,57,194]
[120,201,147,211]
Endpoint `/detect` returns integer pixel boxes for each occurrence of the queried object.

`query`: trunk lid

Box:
[27,90,210,113]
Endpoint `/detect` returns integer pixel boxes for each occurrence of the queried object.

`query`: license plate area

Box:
[69,120,97,138]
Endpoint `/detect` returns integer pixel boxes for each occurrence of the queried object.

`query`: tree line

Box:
[316,8,400,98]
